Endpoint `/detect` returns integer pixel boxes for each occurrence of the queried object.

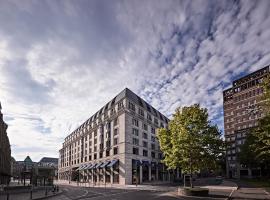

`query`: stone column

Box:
[139,165,143,184]
[110,167,113,184]
[148,165,151,181]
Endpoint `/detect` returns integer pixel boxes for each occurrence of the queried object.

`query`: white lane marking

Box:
[228,189,236,199]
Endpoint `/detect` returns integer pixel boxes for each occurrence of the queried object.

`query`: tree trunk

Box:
[190,152,193,188]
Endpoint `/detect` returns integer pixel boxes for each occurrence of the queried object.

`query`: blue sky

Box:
[0,0,270,161]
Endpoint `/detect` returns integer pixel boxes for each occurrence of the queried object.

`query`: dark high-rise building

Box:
[0,102,11,184]
[223,66,269,178]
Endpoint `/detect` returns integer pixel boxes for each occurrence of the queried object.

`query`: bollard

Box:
[30,190,33,199]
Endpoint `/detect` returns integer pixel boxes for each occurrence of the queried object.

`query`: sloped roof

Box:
[24,156,32,163]
[39,157,58,164]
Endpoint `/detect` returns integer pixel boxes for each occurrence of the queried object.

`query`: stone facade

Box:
[223,66,270,178]
[58,88,175,185]
[0,102,11,185]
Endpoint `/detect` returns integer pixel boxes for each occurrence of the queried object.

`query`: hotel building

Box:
[223,66,269,178]
[58,88,175,185]
[0,102,11,185]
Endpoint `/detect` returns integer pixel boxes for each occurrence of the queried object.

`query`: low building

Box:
[58,88,178,185]
[0,102,11,185]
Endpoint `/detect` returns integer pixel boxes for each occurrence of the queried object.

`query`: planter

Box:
[178,187,209,197]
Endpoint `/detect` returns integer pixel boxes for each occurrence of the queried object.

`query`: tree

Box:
[238,132,260,169]
[157,104,225,187]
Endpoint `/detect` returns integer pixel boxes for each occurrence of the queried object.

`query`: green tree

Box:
[157,104,225,187]
[238,132,260,169]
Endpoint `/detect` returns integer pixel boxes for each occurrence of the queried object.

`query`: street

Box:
[47,185,232,200]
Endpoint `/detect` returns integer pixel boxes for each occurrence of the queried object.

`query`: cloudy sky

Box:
[0,0,270,161]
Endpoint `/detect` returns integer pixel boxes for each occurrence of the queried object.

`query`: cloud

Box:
[0,0,270,161]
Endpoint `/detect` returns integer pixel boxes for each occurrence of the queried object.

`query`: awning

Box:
[95,162,103,169]
[89,163,97,169]
[100,160,110,168]
[83,163,92,170]
[142,160,150,166]
[76,165,85,171]
[107,159,118,167]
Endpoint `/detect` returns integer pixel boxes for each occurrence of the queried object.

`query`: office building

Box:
[58,88,174,185]
[223,66,269,178]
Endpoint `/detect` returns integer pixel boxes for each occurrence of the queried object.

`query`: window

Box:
[143,141,148,148]
[143,124,148,131]
[114,138,118,145]
[113,147,118,155]
[139,108,144,117]
[143,150,148,157]
[151,136,155,142]
[151,143,155,150]
[154,118,158,125]
[94,146,97,152]
[158,153,162,159]
[99,152,103,158]
[151,152,155,158]
[151,127,155,134]
[133,138,139,145]
[94,153,97,159]
[132,128,139,136]
[118,101,124,110]
[94,138,97,144]
[114,118,118,126]
[84,156,87,162]
[114,128,118,136]
[129,102,135,111]
[133,147,139,155]
[147,114,152,121]
[143,132,148,139]
[106,150,110,157]
[132,119,139,127]
[94,131,97,137]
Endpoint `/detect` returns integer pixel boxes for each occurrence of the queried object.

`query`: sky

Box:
[0,0,270,162]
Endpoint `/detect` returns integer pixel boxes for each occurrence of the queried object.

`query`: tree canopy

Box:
[157,104,225,177]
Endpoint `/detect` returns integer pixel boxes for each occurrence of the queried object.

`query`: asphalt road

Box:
[46,185,231,200]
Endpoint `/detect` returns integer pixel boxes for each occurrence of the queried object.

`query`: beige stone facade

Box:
[223,66,269,178]
[0,102,11,185]
[58,88,174,185]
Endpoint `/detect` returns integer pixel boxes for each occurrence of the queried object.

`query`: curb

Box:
[32,190,63,200]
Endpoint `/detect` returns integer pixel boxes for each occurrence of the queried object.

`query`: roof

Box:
[66,88,169,138]
[39,157,58,164]
[24,156,33,163]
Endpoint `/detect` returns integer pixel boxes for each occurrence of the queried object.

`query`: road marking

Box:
[228,189,236,199]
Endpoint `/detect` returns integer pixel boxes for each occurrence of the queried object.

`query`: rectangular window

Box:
[151,136,155,142]
[147,114,152,121]
[154,118,158,125]
[143,124,148,131]
[112,147,117,155]
[139,108,144,117]
[132,119,139,127]
[89,155,92,160]
[99,152,103,158]
[151,127,155,134]
[151,143,155,150]
[151,152,155,158]
[143,132,148,139]
[133,147,139,155]
[118,101,124,110]
[133,138,139,146]
[143,141,148,148]
[94,153,97,160]
[114,138,118,145]
[106,150,110,157]
[129,102,135,111]
[143,150,148,157]
[132,128,139,136]
[114,128,118,136]
[114,118,118,126]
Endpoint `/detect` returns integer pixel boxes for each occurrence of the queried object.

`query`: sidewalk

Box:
[0,188,62,200]
[55,180,177,191]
